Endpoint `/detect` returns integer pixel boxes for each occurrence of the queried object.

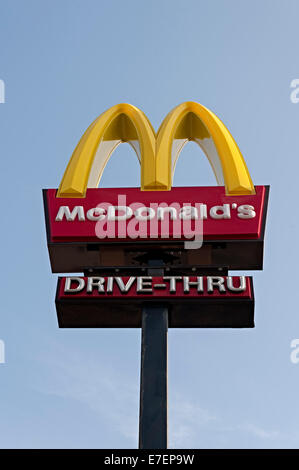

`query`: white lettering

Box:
[227,276,246,292]
[86,207,106,221]
[179,206,199,220]
[157,206,177,220]
[237,204,256,219]
[87,277,105,293]
[56,206,85,221]
[207,276,226,292]
[114,277,136,293]
[64,277,85,292]
[137,277,152,293]
[164,276,182,293]
[183,276,203,292]
[209,204,231,219]
[108,205,133,221]
[134,206,155,221]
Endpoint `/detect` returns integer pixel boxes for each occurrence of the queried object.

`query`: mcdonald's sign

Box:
[43,102,269,273]
[43,102,269,445]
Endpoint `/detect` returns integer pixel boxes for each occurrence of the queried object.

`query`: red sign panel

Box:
[56,275,254,328]
[45,186,267,242]
[43,186,269,272]
[58,275,252,298]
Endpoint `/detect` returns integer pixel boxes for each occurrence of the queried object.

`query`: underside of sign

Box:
[56,276,254,328]
[43,186,269,273]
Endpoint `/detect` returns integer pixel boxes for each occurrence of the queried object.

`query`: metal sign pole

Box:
[139,260,168,449]
[139,304,168,449]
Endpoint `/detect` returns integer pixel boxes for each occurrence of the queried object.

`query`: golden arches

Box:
[57,102,255,197]
[57,104,156,197]
[155,102,254,194]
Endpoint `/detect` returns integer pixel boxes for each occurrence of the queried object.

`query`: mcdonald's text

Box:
[44,185,267,242]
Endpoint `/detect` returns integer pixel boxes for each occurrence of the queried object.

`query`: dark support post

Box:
[139,259,168,449]
[139,304,168,449]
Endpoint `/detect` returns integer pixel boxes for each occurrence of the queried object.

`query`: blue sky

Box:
[0,0,299,448]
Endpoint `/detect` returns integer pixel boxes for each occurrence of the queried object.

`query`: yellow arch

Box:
[155,101,255,195]
[57,103,156,197]
[57,102,255,197]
